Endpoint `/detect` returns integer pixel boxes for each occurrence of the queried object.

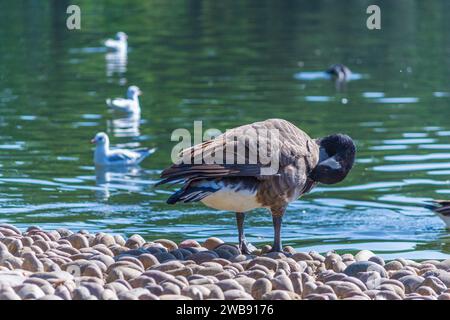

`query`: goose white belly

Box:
[200,184,262,212]
[436,213,450,229]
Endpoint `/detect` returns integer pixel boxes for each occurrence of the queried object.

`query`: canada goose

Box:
[326,64,352,82]
[426,200,450,229]
[157,119,356,253]
[91,132,155,166]
[106,86,142,115]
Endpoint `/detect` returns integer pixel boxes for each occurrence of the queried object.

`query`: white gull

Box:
[91,132,155,166]
[105,32,128,52]
[106,86,142,114]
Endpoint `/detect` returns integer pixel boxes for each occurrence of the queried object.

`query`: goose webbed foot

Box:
[239,239,257,255]
[235,212,256,254]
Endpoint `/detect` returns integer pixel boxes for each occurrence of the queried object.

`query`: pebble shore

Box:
[0,224,449,300]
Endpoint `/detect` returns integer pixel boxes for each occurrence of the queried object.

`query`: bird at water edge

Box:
[157,118,356,254]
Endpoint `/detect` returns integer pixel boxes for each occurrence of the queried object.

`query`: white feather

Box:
[106,86,141,114]
[200,181,263,212]
[436,213,450,229]
[105,32,128,52]
[107,98,139,113]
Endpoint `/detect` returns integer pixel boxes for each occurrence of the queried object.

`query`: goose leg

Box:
[235,212,255,254]
[270,207,286,252]
[270,215,283,252]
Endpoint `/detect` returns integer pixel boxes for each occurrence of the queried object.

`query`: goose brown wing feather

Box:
[158,119,319,186]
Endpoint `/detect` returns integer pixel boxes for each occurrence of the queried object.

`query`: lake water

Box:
[1,0,450,260]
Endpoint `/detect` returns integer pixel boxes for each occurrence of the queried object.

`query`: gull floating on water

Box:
[106,86,142,114]
[105,32,128,52]
[91,132,155,166]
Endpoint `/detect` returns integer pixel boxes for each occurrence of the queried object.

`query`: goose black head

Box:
[310,134,356,184]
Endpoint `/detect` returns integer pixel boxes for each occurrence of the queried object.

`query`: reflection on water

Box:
[293,71,365,81]
[0,0,450,259]
[105,50,127,85]
[107,114,141,138]
[95,165,144,201]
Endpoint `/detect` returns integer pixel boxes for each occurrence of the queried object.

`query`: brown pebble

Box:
[113,235,126,246]
[244,270,267,280]
[117,292,139,300]
[0,224,21,235]
[179,239,201,248]
[16,283,46,300]
[154,239,178,251]
[67,234,89,249]
[142,270,175,284]
[326,281,362,299]
[23,278,55,295]
[181,285,206,300]
[190,251,219,264]
[33,240,51,252]
[374,290,402,300]
[124,234,145,249]
[108,261,143,273]
[271,275,294,292]
[159,294,192,300]
[102,288,118,300]
[398,275,425,294]
[93,233,116,247]
[291,252,313,262]
[21,237,34,247]
[324,253,342,269]
[7,239,23,255]
[251,278,272,300]
[437,293,450,300]
[283,246,296,255]
[302,281,318,298]
[203,237,224,251]
[262,290,297,300]
[53,285,71,300]
[211,258,231,267]
[422,276,446,294]
[22,252,44,272]
[224,289,253,300]
[162,282,181,295]
[165,267,192,277]
[106,266,142,283]
[152,260,184,272]
[105,281,131,295]
[247,257,278,271]
[234,276,255,293]
[137,253,159,270]
[91,244,114,257]
[83,264,103,278]
[264,252,286,260]
[216,279,244,292]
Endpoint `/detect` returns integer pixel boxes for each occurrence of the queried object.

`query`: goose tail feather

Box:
[167,186,217,204]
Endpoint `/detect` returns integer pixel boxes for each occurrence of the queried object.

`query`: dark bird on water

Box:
[426,200,450,229]
[157,119,356,253]
[326,64,352,82]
